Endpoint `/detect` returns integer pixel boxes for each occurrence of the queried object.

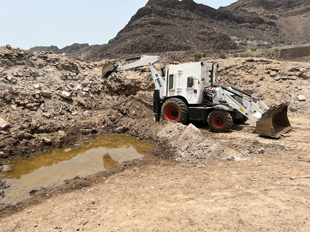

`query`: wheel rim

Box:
[165,105,179,121]
[212,115,225,128]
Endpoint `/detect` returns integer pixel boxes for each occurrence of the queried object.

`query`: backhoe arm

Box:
[119,55,166,96]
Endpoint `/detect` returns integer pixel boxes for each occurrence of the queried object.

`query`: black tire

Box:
[233,115,248,124]
[207,110,233,133]
[161,98,188,124]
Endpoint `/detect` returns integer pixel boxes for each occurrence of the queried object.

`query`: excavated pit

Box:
[0,135,154,204]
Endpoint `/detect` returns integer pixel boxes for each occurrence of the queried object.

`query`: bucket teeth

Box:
[255,103,291,138]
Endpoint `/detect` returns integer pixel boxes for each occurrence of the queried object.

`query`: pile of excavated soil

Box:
[0,46,155,162]
[214,57,310,114]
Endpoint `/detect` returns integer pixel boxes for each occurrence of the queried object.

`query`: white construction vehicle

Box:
[107,55,290,138]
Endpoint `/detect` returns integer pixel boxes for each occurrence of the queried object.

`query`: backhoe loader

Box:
[103,55,291,138]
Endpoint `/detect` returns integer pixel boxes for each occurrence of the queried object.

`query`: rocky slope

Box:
[86,0,310,60]
[0,46,156,162]
[88,0,285,59]
[226,0,310,44]
[30,43,101,60]
[30,0,310,60]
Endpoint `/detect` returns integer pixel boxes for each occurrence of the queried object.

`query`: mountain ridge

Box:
[30,0,310,60]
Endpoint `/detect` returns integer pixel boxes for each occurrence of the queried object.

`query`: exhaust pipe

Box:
[255,103,291,138]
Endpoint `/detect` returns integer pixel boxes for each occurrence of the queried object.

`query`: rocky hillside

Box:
[226,0,310,44]
[87,0,310,60]
[87,0,286,59]
[30,0,310,60]
[30,43,101,60]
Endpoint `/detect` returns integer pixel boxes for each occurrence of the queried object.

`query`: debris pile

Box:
[0,47,154,161]
[216,58,310,114]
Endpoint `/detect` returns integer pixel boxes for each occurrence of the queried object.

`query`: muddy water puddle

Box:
[0,135,154,204]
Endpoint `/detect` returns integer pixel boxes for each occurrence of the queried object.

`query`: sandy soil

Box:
[1,115,309,232]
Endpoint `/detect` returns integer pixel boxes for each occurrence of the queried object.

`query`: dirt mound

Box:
[214,57,310,115]
[0,46,155,162]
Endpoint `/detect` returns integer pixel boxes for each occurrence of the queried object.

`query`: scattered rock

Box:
[0,118,10,130]
[58,130,67,138]
[270,71,277,77]
[42,91,52,98]
[82,87,90,92]
[43,137,53,145]
[83,110,91,117]
[0,180,10,189]
[258,148,265,154]
[298,68,310,79]
[297,95,306,101]
[226,156,235,161]
[114,126,128,133]
[64,148,72,152]
[61,91,71,98]
[282,133,291,138]
[33,84,40,89]
[0,165,12,172]
[42,112,51,118]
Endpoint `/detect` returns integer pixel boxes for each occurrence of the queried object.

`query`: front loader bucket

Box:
[255,103,291,138]
[102,63,115,78]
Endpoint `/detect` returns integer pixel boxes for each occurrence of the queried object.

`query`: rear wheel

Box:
[208,110,233,132]
[161,98,188,124]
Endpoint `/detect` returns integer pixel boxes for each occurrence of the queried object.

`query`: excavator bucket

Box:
[255,103,291,138]
[102,63,115,78]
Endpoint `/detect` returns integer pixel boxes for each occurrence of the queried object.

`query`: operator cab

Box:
[166,61,217,105]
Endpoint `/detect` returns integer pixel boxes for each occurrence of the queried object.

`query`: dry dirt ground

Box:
[0,115,309,232]
[1,47,310,231]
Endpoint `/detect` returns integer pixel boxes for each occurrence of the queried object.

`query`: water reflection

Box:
[0,135,154,204]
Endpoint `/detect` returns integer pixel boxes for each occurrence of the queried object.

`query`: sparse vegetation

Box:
[239,53,250,57]
[191,53,204,62]
[266,49,275,59]
[233,52,254,58]
[219,54,227,59]
[250,48,257,52]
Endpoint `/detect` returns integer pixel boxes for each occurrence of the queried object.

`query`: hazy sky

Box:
[0,0,237,49]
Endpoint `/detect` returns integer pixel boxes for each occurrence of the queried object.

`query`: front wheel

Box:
[207,110,233,133]
[161,98,188,124]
